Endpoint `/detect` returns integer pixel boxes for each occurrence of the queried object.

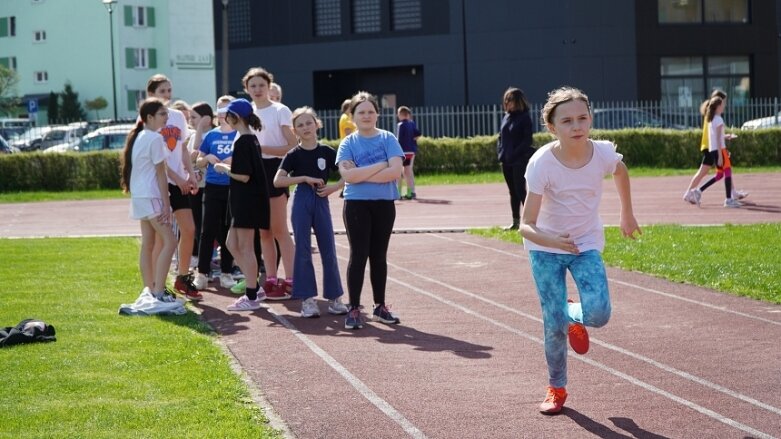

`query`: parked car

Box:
[592,108,689,130]
[9,126,53,151]
[0,118,34,140]
[74,124,135,152]
[741,112,781,130]
[41,123,88,153]
[1,134,20,154]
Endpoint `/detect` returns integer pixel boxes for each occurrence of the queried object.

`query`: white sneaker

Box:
[683,189,696,204]
[227,295,262,311]
[220,273,236,288]
[724,198,741,208]
[193,272,208,290]
[328,297,349,315]
[733,189,749,200]
[301,297,320,318]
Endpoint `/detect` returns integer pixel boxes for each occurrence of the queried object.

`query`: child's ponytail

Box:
[248,113,262,131]
[120,120,145,193]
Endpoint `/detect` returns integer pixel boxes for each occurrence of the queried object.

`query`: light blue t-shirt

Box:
[199,128,237,185]
[336,129,404,200]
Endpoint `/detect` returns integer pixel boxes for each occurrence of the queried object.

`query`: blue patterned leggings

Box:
[528,250,612,388]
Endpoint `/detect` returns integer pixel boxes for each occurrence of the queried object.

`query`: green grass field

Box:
[0,238,280,438]
[471,224,781,304]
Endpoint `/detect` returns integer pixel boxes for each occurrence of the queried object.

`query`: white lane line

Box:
[431,233,781,327]
[264,306,428,439]
[380,271,776,439]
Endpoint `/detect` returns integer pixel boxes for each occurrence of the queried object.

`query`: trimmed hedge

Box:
[2,128,780,192]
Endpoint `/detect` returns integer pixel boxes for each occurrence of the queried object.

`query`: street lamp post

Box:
[221,0,229,95]
[102,0,118,121]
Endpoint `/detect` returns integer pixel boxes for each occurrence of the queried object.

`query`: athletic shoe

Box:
[219,273,236,288]
[372,304,400,324]
[174,274,203,301]
[231,266,245,280]
[692,188,702,207]
[159,288,182,303]
[328,297,349,315]
[345,307,364,330]
[503,220,520,231]
[282,279,294,295]
[734,189,749,200]
[227,295,263,312]
[568,322,589,354]
[231,279,247,295]
[682,189,697,204]
[264,279,291,300]
[539,386,568,414]
[300,297,320,318]
[192,272,208,290]
[404,192,416,200]
[724,198,742,208]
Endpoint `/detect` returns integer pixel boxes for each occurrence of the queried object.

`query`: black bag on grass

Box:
[0,319,56,347]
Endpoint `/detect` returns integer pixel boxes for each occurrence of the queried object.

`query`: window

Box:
[0,16,16,38]
[658,0,749,24]
[392,0,421,31]
[34,71,48,84]
[127,90,145,111]
[125,47,157,69]
[34,30,46,42]
[314,0,341,36]
[124,6,155,28]
[0,57,17,70]
[227,0,252,43]
[352,0,381,34]
[660,56,750,107]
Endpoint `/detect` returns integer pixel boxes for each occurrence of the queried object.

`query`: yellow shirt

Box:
[700,116,709,151]
[339,113,357,139]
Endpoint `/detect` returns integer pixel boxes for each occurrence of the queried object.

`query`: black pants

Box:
[502,163,527,219]
[343,200,396,307]
[198,184,233,274]
[189,188,204,257]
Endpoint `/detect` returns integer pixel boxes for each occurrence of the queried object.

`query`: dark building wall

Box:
[635,0,781,99]
[214,0,639,109]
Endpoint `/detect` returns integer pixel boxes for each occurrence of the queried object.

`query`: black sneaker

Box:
[372,304,400,324]
[345,307,364,330]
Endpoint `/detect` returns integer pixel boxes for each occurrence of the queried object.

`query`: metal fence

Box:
[315,98,781,140]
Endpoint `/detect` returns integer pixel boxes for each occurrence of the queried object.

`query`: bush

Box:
[2,128,780,192]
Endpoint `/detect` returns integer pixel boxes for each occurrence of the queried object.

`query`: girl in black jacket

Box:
[497,87,535,230]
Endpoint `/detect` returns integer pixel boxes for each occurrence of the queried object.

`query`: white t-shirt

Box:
[130,129,169,199]
[708,115,724,152]
[523,140,622,254]
[253,101,292,159]
[159,108,190,183]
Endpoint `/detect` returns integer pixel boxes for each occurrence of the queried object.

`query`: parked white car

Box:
[741,112,781,130]
[74,124,135,152]
[41,123,88,153]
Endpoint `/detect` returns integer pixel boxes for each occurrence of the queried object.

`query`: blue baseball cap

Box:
[225,98,253,118]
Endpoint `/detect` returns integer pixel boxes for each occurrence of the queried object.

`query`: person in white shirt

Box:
[520,87,641,415]
[146,74,202,301]
[120,98,176,303]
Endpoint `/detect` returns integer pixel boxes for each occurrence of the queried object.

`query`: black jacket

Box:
[497,110,534,166]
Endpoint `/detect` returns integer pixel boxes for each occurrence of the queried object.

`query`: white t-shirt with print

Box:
[708,115,724,152]
[130,129,169,199]
[523,140,622,254]
[253,101,292,159]
[159,108,190,183]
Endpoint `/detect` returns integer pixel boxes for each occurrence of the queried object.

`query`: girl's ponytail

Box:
[120,120,145,193]
[248,113,262,131]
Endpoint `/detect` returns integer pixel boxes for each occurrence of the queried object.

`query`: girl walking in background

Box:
[693,96,742,208]
[120,98,177,302]
[274,107,349,318]
[396,106,421,200]
[214,99,271,311]
[243,67,297,300]
[683,90,727,206]
[497,87,535,231]
[337,91,405,330]
[520,87,641,414]
[146,74,202,301]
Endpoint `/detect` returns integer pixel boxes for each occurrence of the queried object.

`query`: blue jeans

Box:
[290,185,344,300]
[528,250,612,388]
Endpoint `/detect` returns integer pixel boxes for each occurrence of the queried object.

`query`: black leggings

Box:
[343,200,396,308]
[189,188,203,257]
[502,163,527,219]
[198,184,233,274]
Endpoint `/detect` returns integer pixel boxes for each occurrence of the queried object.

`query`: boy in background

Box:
[396,106,421,200]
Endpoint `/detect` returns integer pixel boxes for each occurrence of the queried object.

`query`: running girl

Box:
[273,107,349,318]
[520,87,641,414]
[214,99,271,311]
[120,98,177,302]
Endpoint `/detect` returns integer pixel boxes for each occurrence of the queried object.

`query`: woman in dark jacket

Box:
[497,87,534,230]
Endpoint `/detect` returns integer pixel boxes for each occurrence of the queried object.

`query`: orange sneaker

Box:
[567,299,589,354]
[539,386,567,414]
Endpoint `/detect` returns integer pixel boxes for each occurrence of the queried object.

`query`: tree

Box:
[0,65,20,117]
[85,97,108,120]
[48,91,60,124]
[60,82,86,122]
